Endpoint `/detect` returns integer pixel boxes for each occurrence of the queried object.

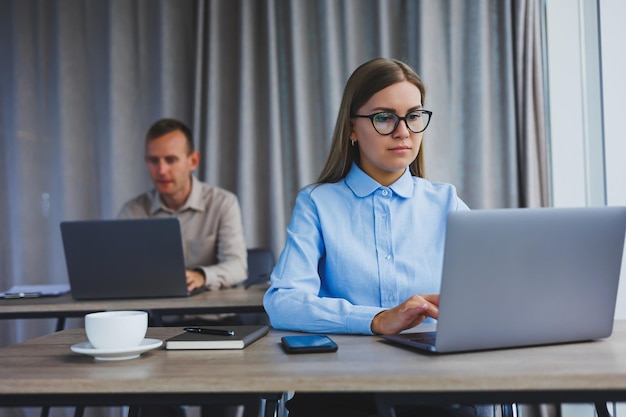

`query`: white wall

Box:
[601,0,626,209]
[546,1,626,416]
[547,0,626,318]
[600,0,626,320]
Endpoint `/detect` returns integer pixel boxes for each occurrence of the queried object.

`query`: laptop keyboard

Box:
[408,331,437,345]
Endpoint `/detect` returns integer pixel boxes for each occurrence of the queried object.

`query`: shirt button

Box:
[388,295,394,302]
[381,213,387,218]
[381,190,388,196]
[385,254,391,260]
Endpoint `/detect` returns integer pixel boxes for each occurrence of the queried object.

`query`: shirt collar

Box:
[149,175,205,215]
[345,163,414,198]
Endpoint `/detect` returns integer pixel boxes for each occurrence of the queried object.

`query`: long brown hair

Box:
[317,58,427,184]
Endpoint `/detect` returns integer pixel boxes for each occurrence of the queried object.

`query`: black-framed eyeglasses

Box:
[351,110,432,135]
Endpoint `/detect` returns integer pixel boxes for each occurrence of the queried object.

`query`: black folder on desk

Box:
[165,325,270,350]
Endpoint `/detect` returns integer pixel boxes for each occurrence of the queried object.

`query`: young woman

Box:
[264,58,474,417]
[264,58,469,336]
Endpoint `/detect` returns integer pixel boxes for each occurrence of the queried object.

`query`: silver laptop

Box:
[60,218,205,300]
[382,206,626,353]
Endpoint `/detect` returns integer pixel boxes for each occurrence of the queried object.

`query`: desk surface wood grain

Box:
[1,321,626,395]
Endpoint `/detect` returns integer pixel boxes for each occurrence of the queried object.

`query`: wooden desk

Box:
[2,321,626,416]
[0,285,267,330]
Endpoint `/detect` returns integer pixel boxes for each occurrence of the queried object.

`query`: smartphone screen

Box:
[281,335,338,354]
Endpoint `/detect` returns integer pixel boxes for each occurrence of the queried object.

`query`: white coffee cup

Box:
[85,310,148,350]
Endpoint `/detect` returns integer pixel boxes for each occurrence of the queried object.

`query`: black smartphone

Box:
[281,335,338,354]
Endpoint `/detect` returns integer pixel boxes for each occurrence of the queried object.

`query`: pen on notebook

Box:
[183,327,235,336]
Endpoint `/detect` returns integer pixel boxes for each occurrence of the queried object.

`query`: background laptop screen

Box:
[61,218,191,300]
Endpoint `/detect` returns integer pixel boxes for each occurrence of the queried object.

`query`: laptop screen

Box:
[61,218,191,300]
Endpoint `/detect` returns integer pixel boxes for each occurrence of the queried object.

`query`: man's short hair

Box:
[145,118,194,154]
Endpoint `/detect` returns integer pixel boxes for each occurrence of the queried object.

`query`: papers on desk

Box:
[165,325,269,350]
[0,284,71,299]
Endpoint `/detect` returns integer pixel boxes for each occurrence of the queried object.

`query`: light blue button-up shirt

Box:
[263,163,469,334]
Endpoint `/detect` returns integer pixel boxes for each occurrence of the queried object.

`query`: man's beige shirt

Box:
[118,176,247,289]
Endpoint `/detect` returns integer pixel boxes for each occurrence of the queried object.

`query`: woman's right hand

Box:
[370,294,439,335]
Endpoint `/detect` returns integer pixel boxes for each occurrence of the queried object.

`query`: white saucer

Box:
[71,338,163,361]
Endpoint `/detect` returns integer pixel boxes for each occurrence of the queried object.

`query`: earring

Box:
[351,140,355,147]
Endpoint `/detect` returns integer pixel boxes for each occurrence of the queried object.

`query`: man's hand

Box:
[370,294,439,335]
[185,269,206,292]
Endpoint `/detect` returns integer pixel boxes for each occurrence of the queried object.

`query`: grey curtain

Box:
[192,0,550,250]
[0,0,548,415]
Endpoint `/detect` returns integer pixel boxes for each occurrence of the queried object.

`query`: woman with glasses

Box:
[264,57,473,417]
[264,57,469,335]
[264,57,473,416]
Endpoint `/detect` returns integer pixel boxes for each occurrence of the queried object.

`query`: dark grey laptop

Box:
[382,206,626,353]
[61,218,204,300]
